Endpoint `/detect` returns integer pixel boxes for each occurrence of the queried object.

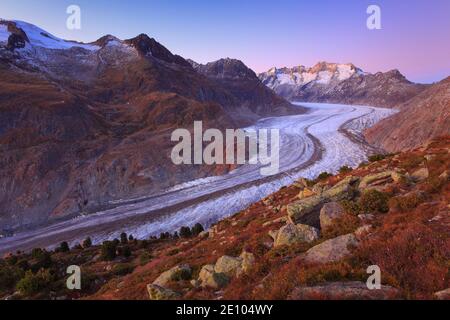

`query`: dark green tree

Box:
[191,223,204,236]
[59,241,70,253]
[179,226,192,238]
[101,241,117,261]
[120,232,128,244]
[82,237,92,248]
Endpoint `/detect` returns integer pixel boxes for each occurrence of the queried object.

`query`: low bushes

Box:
[389,192,426,212]
[341,190,390,215]
[321,214,360,239]
[16,269,54,296]
[101,241,118,261]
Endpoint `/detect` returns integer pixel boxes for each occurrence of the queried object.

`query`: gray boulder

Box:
[304,233,358,264]
[214,255,243,277]
[152,264,192,287]
[198,264,229,289]
[274,223,319,247]
[320,202,345,230]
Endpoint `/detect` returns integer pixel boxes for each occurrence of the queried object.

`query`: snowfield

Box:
[13,20,100,51]
[0,24,10,43]
[0,103,396,254]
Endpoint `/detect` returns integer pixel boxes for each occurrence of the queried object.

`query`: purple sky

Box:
[1,0,449,83]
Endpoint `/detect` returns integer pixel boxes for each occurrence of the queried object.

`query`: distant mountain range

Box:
[258,62,428,108]
[0,20,296,231]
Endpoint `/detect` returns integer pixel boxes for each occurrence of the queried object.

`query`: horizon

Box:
[1,0,449,84]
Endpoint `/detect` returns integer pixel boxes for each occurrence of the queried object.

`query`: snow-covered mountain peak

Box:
[0,20,100,51]
[259,62,367,88]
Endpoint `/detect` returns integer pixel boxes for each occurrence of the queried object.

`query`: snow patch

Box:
[13,20,99,51]
[316,71,332,84]
[0,24,10,43]
[337,64,355,81]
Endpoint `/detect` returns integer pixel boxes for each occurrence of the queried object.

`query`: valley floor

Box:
[0,103,395,255]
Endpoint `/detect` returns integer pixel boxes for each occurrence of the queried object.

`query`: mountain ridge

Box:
[365,76,450,152]
[259,62,428,108]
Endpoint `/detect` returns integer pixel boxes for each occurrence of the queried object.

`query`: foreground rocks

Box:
[152,264,192,287]
[147,284,181,300]
[319,202,345,230]
[198,265,229,289]
[304,233,358,264]
[288,281,400,300]
[287,176,359,224]
[197,251,256,289]
[215,256,244,277]
[272,223,319,247]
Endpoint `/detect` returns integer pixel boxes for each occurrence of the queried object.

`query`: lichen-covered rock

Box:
[274,223,319,247]
[198,264,229,289]
[214,256,243,277]
[312,183,329,195]
[322,176,359,200]
[152,264,192,286]
[147,284,181,300]
[304,233,358,264]
[359,171,393,189]
[287,176,358,224]
[287,195,323,224]
[320,202,345,230]
[287,281,400,300]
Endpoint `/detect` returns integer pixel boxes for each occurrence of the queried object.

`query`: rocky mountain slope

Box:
[1,137,448,300]
[365,77,450,152]
[190,58,295,119]
[259,62,428,107]
[0,20,296,232]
